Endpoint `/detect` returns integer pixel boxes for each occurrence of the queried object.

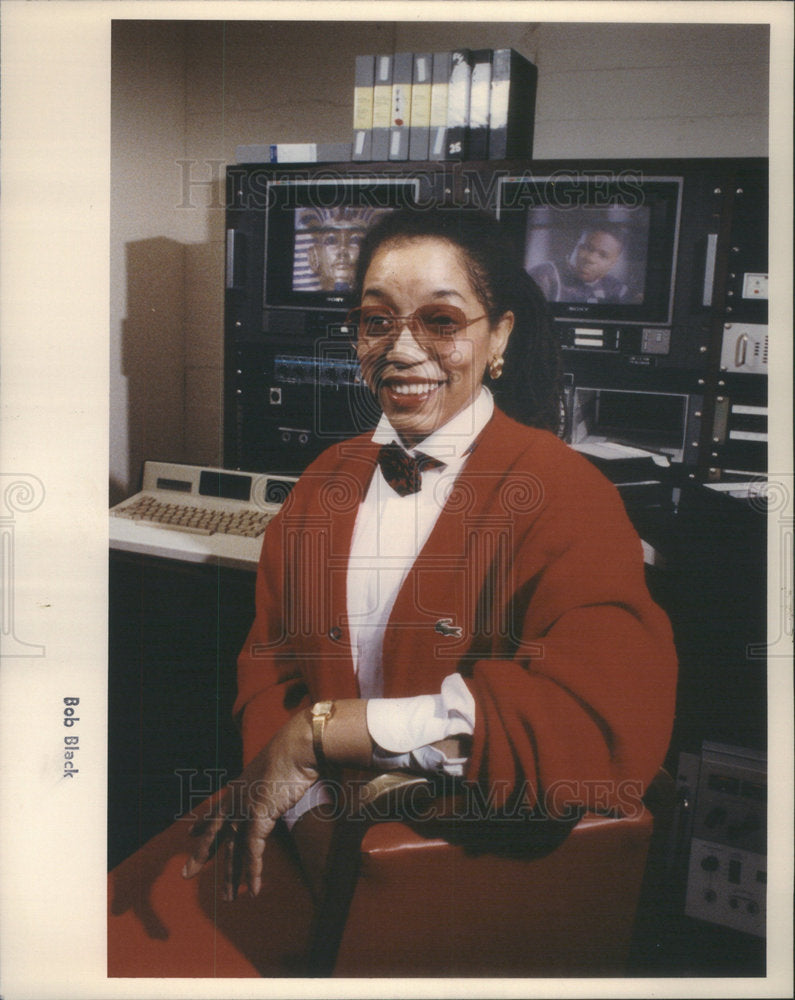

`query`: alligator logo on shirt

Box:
[434,617,463,638]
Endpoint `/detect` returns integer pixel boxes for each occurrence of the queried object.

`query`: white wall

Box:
[110,21,189,503]
[110,18,770,500]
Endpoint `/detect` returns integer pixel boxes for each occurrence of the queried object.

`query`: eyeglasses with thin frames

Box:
[345,303,489,342]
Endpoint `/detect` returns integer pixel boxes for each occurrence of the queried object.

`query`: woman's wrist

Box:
[308,698,374,770]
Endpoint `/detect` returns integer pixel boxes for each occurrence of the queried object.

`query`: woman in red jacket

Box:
[109,206,676,976]
[183,206,677,896]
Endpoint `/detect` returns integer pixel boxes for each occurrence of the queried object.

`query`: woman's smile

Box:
[382,374,446,403]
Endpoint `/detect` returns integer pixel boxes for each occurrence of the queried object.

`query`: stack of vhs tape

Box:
[353,48,538,162]
[234,47,538,166]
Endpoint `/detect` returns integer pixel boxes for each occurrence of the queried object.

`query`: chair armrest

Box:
[357,770,436,815]
[306,769,572,973]
[306,768,661,975]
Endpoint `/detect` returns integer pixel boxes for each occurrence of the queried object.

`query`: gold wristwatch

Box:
[310,701,335,768]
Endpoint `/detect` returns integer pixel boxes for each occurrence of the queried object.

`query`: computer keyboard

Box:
[110,495,275,537]
[109,461,298,570]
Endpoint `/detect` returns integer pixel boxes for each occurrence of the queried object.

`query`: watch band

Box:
[310,701,335,769]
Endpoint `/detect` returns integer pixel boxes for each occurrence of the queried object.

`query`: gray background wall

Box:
[110,19,770,503]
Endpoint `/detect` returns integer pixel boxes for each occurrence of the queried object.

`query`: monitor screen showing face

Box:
[523,205,651,307]
[263,176,423,312]
[292,205,392,294]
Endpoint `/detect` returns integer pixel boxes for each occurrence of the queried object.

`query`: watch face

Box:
[312,701,333,717]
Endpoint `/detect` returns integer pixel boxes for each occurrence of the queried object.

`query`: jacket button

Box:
[328,626,342,641]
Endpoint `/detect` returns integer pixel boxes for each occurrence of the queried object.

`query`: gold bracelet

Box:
[310,701,335,769]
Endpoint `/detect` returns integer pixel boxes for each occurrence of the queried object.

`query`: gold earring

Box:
[489,354,504,380]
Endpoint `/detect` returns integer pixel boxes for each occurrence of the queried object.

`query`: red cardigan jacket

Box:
[234,408,677,816]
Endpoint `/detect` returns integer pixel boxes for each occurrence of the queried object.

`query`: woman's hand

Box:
[181,708,318,899]
[181,699,372,900]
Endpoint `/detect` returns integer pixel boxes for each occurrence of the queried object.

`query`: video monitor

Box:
[497,174,683,326]
[264,176,421,311]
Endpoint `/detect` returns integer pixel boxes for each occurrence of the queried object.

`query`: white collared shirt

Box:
[351,391,493,766]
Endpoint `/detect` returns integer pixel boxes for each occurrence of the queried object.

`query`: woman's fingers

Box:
[184,806,274,900]
[221,825,242,901]
[181,808,229,878]
[211,814,273,899]
[241,815,273,897]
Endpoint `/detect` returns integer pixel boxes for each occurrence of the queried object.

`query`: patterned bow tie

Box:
[377,443,444,497]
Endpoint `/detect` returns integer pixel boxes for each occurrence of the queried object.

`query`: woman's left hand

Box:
[181,709,318,900]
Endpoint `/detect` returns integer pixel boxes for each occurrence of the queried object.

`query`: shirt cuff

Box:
[281,780,334,831]
[372,742,469,778]
[366,673,475,753]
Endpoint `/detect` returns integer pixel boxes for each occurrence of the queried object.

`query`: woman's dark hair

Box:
[353,206,564,434]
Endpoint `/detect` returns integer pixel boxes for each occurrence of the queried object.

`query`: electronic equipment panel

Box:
[708,165,769,479]
[496,164,768,377]
[229,337,377,474]
[223,158,768,480]
[676,743,767,940]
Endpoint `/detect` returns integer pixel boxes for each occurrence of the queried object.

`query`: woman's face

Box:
[355,237,513,447]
